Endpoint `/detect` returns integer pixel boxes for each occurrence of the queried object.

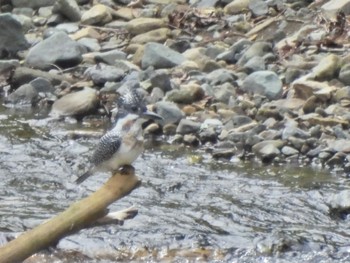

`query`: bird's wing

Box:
[91,133,122,166]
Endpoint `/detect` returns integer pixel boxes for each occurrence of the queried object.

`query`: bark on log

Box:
[0,168,140,263]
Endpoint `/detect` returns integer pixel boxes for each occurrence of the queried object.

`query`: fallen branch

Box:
[0,167,141,263]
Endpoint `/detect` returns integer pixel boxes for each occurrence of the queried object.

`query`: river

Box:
[1,105,350,262]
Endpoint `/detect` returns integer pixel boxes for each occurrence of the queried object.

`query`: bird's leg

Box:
[118,164,135,175]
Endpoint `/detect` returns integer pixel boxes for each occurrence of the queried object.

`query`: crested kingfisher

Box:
[75,88,162,184]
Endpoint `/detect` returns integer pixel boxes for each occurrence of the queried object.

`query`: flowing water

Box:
[1,105,350,262]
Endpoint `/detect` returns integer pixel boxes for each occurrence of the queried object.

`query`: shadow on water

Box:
[1,106,350,262]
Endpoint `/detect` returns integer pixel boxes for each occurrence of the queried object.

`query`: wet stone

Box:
[281,146,299,156]
[0,13,29,58]
[176,119,201,135]
[154,101,184,126]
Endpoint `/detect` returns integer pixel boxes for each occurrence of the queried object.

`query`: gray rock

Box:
[237,42,272,66]
[50,87,99,117]
[0,60,20,74]
[84,63,125,86]
[0,13,29,58]
[195,0,220,8]
[212,82,236,103]
[55,22,79,33]
[199,127,218,143]
[339,63,350,85]
[11,0,56,8]
[11,67,68,87]
[12,7,34,17]
[141,42,186,69]
[252,140,283,163]
[154,101,184,126]
[5,78,52,105]
[25,32,83,70]
[150,70,172,92]
[77,37,100,52]
[216,39,252,63]
[281,146,299,156]
[230,115,253,128]
[285,67,306,84]
[207,68,237,85]
[167,39,191,53]
[249,0,268,16]
[53,0,81,22]
[176,119,201,135]
[29,77,54,93]
[94,50,127,65]
[244,56,266,73]
[241,70,283,100]
[321,0,350,19]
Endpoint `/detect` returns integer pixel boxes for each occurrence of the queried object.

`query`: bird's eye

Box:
[131,106,138,112]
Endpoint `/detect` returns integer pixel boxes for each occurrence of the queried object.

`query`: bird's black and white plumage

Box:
[75,88,162,184]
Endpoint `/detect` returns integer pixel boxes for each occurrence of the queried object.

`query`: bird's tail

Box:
[75,171,92,184]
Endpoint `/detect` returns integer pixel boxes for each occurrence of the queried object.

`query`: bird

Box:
[75,88,162,184]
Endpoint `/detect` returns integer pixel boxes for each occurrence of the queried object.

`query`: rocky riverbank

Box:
[1,0,350,172]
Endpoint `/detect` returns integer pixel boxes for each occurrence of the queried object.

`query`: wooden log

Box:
[0,168,140,263]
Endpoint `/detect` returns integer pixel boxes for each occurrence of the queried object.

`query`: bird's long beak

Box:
[141,110,163,120]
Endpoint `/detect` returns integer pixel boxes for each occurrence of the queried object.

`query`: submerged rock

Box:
[0,13,29,58]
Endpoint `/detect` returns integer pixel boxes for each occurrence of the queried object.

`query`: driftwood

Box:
[0,167,141,263]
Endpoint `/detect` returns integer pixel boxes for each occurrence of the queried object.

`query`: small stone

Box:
[224,0,250,15]
[335,86,350,102]
[150,70,172,92]
[25,31,82,70]
[126,17,166,35]
[94,50,127,65]
[0,13,29,58]
[81,4,112,25]
[165,83,205,104]
[11,0,56,8]
[5,83,39,106]
[141,42,186,69]
[176,119,201,134]
[237,41,272,65]
[252,140,282,163]
[53,0,81,22]
[154,101,184,126]
[241,71,283,100]
[84,64,125,86]
[78,37,100,52]
[50,87,99,117]
[183,134,200,146]
[339,63,350,85]
[163,123,177,135]
[249,0,268,17]
[130,28,170,45]
[281,146,299,156]
[321,0,350,19]
[244,56,266,73]
[312,54,341,81]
